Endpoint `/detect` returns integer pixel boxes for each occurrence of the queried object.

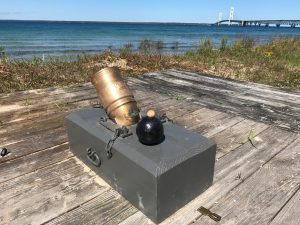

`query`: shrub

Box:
[138,39,165,55]
[171,41,179,51]
[119,43,133,57]
[107,44,113,52]
[139,39,152,54]
[0,46,7,59]
[199,39,213,56]
[155,40,164,54]
[220,37,228,52]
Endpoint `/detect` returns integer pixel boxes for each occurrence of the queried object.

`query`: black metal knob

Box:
[136,110,164,145]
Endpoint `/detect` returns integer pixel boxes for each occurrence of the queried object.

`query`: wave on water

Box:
[1,20,300,59]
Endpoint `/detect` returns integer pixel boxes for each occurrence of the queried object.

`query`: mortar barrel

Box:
[91,67,140,126]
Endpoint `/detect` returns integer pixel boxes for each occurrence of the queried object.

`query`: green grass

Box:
[181,37,300,89]
[0,37,299,93]
[289,55,300,66]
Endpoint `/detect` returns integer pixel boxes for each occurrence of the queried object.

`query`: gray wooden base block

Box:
[65,108,216,223]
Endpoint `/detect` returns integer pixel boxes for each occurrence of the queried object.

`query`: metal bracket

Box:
[99,116,109,123]
[86,148,101,167]
[160,113,173,123]
[0,148,9,157]
[92,101,103,109]
[197,206,221,222]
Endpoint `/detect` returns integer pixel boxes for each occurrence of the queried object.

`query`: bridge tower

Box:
[228,7,234,26]
[218,12,223,26]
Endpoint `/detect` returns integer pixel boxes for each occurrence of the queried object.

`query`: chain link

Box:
[105,126,131,159]
[106,129,120,159]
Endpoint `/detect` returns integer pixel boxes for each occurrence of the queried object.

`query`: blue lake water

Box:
[1,20,300,59]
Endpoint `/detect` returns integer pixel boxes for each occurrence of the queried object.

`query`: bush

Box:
[220,37,228,52]
[138,39,165,55]
[139,39,152,54]
[155,40,164,54]
[199,39,213,56]
[119,43,133,57]
[0,46,7,59]
[231,37,255,51]
[171,41,179,52]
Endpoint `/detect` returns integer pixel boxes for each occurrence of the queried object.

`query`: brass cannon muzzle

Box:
[91,67,140,126]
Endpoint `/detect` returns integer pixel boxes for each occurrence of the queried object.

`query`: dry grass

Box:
[0,37,299,93]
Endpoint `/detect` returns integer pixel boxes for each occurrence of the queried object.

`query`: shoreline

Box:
[2,38,294,61]
[0,37,299,93]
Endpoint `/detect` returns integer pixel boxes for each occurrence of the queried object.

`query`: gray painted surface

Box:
[65,107,216,223]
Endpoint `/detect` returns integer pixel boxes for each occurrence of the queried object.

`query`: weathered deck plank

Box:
[0,98,94,128]
[0,143,70,183]
[270,187,300,225]
[128,70,300,132]
[44,189,137,225]
[0,158,108,225]
[195,136,300,225]
[210,118,269,158]
[164,69,300,103]
[0,127,67,163]
[0,69,299,225]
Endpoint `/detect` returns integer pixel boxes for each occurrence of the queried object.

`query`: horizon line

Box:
[0,19,213,25]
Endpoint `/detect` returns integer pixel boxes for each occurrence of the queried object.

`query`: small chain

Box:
[105,114,168,160]
[106,128,120,159]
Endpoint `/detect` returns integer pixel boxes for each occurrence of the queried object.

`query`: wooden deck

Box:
[0,69,299,225]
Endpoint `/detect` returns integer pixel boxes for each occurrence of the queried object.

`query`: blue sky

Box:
[0,0,299,23]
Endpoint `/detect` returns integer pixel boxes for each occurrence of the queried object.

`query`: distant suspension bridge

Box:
[216,19,300,28]
[215,7,299,28]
